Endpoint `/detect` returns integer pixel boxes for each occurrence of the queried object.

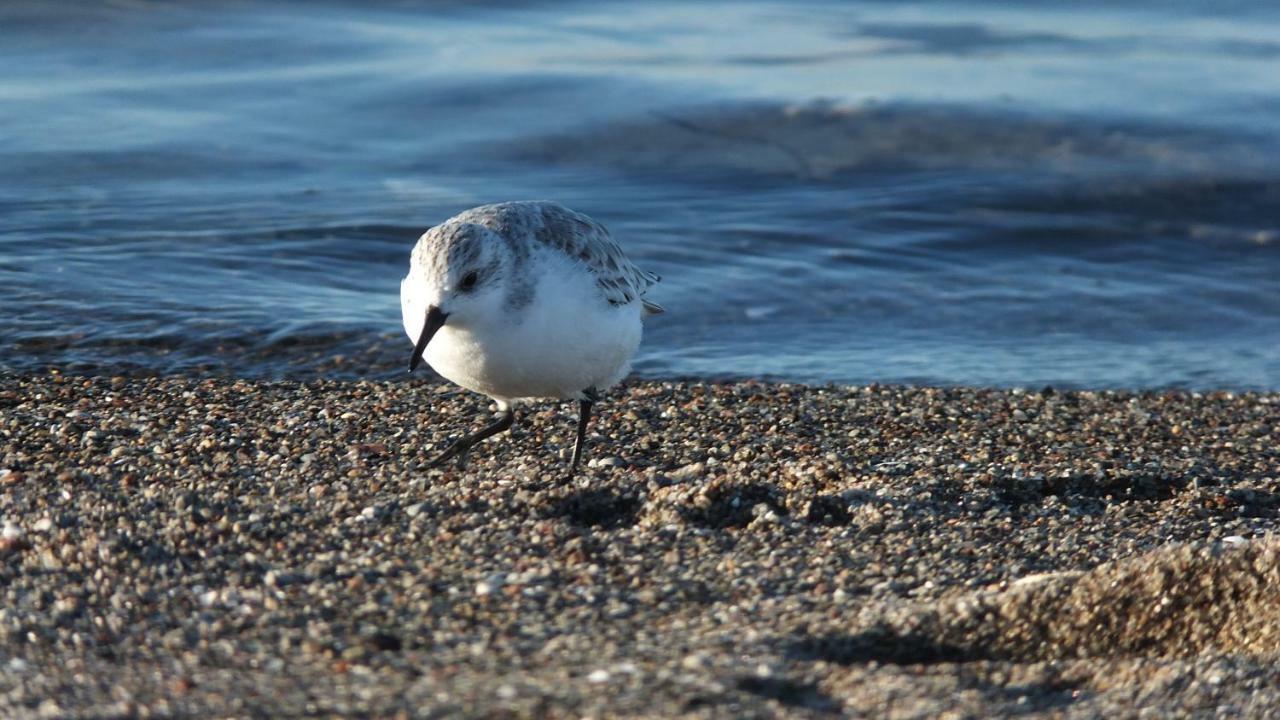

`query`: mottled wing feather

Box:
[534,203,659,306]
[462,201,660,308]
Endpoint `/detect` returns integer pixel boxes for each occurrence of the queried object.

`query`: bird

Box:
[400,201,662,476]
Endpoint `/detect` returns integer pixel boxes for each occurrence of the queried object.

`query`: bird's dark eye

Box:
[459,271,479,292]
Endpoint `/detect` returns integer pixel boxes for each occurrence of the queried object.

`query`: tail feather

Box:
[642,299,665,315]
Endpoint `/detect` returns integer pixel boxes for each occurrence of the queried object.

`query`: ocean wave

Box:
[499,100,1266,182]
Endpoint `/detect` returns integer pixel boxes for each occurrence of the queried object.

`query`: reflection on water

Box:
[1,0,1278,389]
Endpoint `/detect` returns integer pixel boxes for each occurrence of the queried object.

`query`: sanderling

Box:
[401,201,663,475]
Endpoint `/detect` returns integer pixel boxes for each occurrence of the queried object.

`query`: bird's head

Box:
[401,221,512,372]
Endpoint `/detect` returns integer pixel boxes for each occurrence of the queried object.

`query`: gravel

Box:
[0,372,1277,717]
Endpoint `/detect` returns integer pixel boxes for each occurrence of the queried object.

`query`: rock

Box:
[476,573,506,597]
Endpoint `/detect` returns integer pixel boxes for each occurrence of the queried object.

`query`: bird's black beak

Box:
[408,305,448,373]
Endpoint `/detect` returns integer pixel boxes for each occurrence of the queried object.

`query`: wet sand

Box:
[0,373,1277,717]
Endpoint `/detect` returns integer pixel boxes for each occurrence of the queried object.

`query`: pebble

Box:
[475,573,506,597]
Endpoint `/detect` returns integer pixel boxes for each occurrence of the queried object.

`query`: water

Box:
[2,0,1278,389]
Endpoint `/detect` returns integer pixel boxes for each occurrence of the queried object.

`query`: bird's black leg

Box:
[570,388,600,476]
[429,407,515,469]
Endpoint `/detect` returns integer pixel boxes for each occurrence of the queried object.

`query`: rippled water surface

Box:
[2,0,1278,388]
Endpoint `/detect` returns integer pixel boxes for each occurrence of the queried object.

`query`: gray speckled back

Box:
[448,201,661,308]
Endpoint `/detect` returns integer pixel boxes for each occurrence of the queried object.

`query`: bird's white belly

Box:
[425,297,642,403]
[401,241,651,404]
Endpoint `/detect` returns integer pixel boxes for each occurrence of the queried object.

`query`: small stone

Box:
[681,653,710,671]
[341,646,368,662]
[670,462,705,482]
[476,573,506,597]
[587,669,610,683]
[751,503,780,524]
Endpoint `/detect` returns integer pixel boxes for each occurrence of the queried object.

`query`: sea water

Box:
[2,0,1278,389]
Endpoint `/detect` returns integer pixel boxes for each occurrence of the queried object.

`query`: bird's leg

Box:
[570,388,600,477]
[429,407,515,469]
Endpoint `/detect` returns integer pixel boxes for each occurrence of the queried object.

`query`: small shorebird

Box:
[401,201,662,475]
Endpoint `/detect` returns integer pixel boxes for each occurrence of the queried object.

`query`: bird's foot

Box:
[427,438,472,469]
[427,408,515,471]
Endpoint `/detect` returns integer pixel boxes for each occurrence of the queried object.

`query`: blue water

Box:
[2,1,1278,389]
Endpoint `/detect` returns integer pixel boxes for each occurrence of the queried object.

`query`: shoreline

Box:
[1,372,1278,717]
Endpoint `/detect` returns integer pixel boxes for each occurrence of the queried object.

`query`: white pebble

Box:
[475,573,506,597]
[681,653,710,670]
[670,462,705,482]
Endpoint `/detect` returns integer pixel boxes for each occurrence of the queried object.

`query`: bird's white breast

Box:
[403,252,643,403]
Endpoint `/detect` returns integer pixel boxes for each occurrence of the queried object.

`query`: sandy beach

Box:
[0,372,1277,717]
